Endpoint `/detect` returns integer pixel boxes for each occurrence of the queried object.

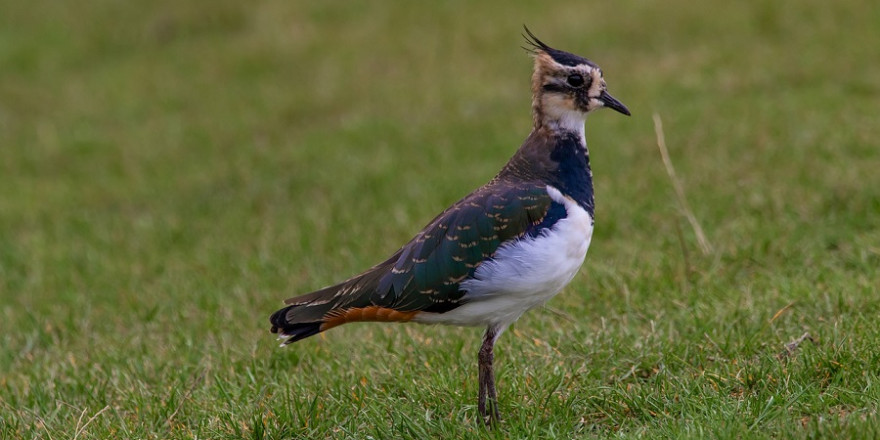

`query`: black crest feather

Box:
[522,25,552,54]
[521,25,597,68]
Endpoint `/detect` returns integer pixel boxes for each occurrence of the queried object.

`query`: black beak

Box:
[599,91,631,116]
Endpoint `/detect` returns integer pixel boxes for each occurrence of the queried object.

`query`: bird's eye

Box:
[567,74,585,87]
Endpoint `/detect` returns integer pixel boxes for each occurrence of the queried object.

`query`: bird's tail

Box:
[269,270,420,345]
[270,301,421,346]
[269,305,324,345]
[269,283,343,345]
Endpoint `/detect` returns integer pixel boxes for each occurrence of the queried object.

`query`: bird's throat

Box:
[547,131,594,215]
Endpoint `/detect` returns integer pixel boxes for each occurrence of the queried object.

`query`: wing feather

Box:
[279,179,557,320]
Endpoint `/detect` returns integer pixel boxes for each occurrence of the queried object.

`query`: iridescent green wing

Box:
[371,180,554,311]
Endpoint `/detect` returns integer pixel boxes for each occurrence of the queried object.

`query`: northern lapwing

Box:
[270,28,630,424]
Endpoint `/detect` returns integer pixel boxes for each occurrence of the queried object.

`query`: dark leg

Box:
[478,326,501,425]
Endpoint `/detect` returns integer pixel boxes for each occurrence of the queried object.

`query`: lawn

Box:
[1,0,879,438]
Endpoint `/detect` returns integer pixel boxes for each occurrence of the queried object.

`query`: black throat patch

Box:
[547,132,595,217]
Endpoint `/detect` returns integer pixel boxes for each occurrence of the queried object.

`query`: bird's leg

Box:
[478,326,501,425]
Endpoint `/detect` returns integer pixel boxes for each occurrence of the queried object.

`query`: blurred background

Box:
[1,0,878,437]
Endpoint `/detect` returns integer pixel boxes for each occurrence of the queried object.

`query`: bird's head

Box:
[524,27,630,130]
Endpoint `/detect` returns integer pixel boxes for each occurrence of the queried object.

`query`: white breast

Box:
[415,185,593,328]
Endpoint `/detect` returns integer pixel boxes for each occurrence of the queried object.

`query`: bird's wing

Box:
[374,179,560,312]
[279,178,560,322]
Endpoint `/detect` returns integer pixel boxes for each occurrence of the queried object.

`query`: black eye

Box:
[567,74,584,87]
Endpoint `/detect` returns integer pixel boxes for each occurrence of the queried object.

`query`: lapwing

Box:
[270,28,630,424]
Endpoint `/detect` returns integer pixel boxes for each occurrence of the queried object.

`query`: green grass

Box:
[2,0,879,438]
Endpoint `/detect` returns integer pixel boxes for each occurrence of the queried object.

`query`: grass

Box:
[1,0,879,438]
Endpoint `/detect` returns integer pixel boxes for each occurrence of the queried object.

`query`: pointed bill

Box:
[599,91,631,116]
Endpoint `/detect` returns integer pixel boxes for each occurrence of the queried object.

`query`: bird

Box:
[270,27,630,424]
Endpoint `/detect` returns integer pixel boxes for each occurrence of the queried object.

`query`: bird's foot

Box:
[479,399,501,427]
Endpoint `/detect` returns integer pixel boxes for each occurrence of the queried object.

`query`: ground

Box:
[1,0,878,438]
